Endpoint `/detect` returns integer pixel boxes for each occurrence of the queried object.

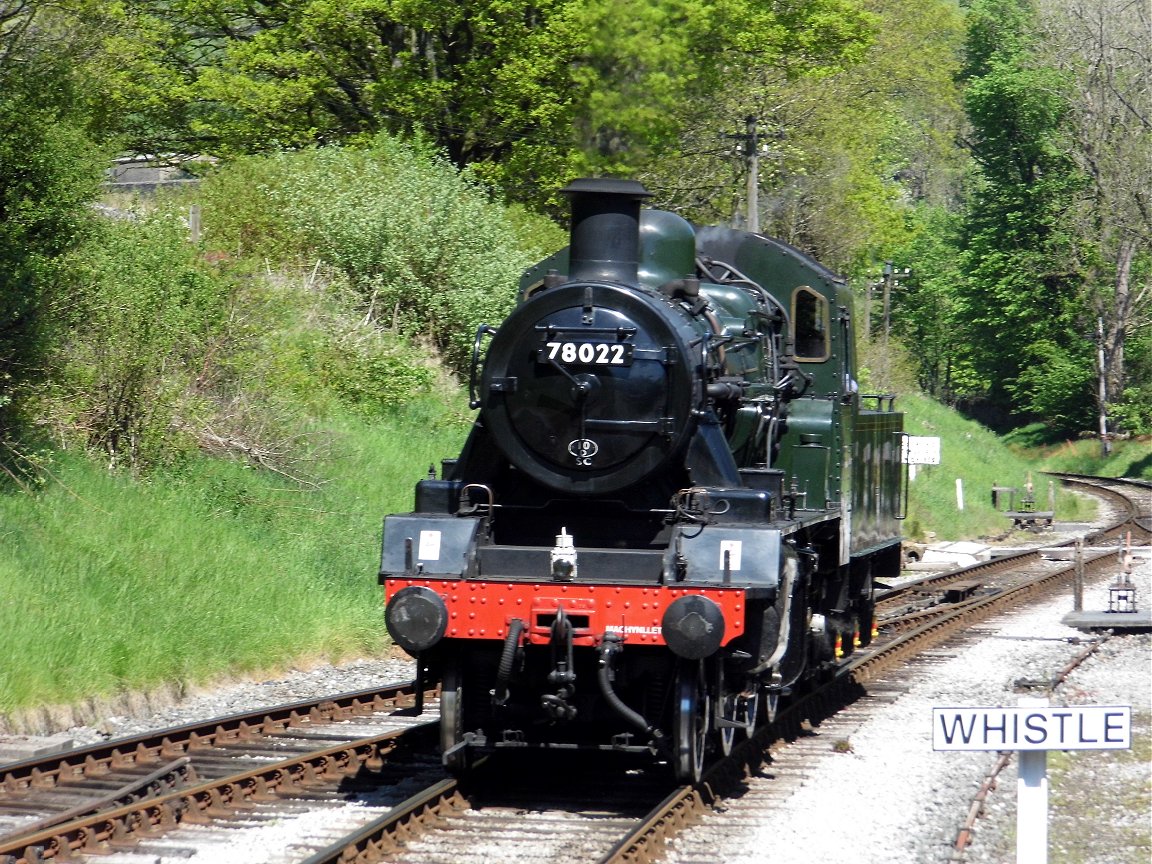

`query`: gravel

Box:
[63,655,417,746]
[665,559,1151,864]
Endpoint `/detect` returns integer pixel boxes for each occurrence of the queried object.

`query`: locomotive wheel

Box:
[737,689,758,737]
[717,689,738,756]
[673,661,710,783]
[717,687,759,756]
[762,689,780,725]
[440,660,466,772]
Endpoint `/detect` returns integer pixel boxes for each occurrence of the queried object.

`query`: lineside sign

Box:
[932,705,1131,751]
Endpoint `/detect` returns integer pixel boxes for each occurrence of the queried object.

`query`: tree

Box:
[1034,0,1152,439]
[955,0,1093,431]
[78,0,584,200]
[0,1,105,451]
[888,208,978,401]
[638,0,967,276]
[83,0,879,208]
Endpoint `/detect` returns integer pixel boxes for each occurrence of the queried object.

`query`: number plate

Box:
[537,341,634,366]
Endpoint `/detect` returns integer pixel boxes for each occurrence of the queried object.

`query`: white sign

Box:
[932,705,1131,751]
[903,435,941,465]
[417,530,442,561]
[719,540,742,571]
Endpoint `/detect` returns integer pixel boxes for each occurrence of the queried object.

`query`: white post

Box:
[1017,696,1050,864]
[955,478,965,511]
[189,204,201,244]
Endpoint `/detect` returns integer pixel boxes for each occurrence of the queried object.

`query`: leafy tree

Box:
[86,0,587,203]
[639,0,966,276]
[0,1,105,452]
[83,0,879,208]
[888,207,979,401]
[954,0,1092,431]
[1033,0,1151,439]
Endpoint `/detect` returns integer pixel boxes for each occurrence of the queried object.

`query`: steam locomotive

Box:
[380,178,905,781]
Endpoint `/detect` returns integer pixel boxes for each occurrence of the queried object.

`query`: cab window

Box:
[792,287,829,361]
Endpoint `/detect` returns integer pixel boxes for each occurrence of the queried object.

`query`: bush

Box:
[1111,387,1152,436]
[223,273,438,418]
[51,211,230,470]
[196,135,551,372]
[0,72,104,451]
[189,155,300,260]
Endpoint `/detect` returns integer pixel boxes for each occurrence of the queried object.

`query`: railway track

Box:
[1,473,1145,864]
[876,471,1149,629]
[0,683,442,862]
[1053,472,1151,539]
[215,475,1149,864]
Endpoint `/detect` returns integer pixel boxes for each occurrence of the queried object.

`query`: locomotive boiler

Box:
[380,178,905,780]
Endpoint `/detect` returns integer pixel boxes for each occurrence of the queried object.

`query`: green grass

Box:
[0,398,469,714]
[1028,436,1152,480]
[901,393,1096,541]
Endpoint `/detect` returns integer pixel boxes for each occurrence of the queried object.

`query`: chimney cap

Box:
[560,177,652,199]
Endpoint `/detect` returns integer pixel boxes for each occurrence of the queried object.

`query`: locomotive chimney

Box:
[561,178,652,285]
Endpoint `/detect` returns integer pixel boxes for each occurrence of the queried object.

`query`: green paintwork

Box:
[516,208,904,563]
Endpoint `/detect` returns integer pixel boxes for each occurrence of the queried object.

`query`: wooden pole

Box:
[1074,539,1084,612]
[745,116,760,235]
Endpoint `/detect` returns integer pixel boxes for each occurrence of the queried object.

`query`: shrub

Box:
[191,155,300,260]
[0,74,104,452]
[52,211,230,469]
[196,135,549,372]
[223,273,438,418]
[277,136,529,370]
[1111,387,1152,436]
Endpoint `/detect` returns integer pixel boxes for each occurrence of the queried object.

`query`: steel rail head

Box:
[0,724,438,862]
[295,776,466,864]
[0,681,430,796]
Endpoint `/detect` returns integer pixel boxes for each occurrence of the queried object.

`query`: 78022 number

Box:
[539,341,632,366]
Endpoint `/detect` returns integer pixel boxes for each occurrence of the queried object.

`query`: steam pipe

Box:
[493,618,525,706]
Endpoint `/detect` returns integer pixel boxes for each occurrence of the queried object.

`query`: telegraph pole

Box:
[727,116,761,233]
[882,261,892,387]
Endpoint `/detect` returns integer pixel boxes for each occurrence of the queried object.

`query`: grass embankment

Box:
[0,401,469,720]
[1029,436,1152,480]
[898,393,1098,541]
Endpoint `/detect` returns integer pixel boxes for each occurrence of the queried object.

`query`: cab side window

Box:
[792,287,829,361]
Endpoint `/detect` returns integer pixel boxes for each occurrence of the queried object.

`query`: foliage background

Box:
[0,0,1147,716]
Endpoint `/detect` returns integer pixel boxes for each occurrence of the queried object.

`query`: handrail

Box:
[468,324,498,409]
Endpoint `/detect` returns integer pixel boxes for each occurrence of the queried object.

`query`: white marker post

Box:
[1016,697,1050,862]
[933,698,1131,864]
